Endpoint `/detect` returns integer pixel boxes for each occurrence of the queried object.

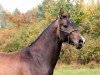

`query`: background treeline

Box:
[0,0,100,65]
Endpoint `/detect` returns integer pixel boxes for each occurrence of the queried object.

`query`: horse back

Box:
[0,52,34,75]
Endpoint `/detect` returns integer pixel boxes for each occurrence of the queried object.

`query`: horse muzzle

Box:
[75,36,85,49]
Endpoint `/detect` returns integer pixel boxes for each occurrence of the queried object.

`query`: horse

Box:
[0,9,85,75]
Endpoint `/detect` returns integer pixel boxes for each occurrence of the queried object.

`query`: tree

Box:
[13,8,20,16]
[97,0,100,9]
[0,4,6,28]
[67,0,70,3]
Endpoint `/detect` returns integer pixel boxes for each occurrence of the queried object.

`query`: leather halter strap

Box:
[59,29,78,43]
[68,29,78,36]
[60,29,78,36]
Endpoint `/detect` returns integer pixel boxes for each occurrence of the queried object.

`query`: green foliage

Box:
[72,11,86,25]
[0,4,6,28]
[77,35,100,64]
[4,23,43,52]
[86,9,100,38]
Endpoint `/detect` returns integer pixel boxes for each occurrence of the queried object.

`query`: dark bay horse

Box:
[0,9,85,75]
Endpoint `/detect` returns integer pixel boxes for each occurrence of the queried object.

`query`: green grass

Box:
[54,68,100,75]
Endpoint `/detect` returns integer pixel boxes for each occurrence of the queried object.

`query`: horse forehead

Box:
[60,18,67,24]
[66,18,77,28]
[60,18,73,26]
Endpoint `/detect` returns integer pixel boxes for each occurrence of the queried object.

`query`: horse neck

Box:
[29,19,62,69]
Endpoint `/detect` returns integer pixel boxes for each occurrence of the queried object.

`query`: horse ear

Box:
[59,8,64,18]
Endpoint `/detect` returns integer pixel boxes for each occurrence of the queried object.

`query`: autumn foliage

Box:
[0,0,100,64]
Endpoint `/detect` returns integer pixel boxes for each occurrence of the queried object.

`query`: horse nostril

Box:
[79,39,83,45]
[79,39,83,43]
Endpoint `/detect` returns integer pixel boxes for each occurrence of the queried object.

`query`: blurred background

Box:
[0,0,100,75]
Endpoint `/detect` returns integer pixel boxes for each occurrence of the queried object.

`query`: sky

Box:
[0,0,43,13]
[0,0,97,13]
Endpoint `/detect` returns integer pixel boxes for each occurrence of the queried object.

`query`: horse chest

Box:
[20,59,51,75]
[28,64,52,75]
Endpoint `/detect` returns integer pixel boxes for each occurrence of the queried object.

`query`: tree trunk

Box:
[67,0,70,3]
[97,0,100,9]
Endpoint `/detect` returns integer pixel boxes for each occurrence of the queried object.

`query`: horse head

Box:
[57,8,85,49]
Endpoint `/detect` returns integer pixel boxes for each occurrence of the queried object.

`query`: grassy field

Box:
[54,68,100,75]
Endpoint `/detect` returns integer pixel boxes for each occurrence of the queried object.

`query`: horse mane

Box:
[29,19,58,46]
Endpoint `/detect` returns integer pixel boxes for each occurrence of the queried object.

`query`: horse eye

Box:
[63,25,68,28]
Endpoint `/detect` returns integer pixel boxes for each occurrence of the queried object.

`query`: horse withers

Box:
[0,9,85,75]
